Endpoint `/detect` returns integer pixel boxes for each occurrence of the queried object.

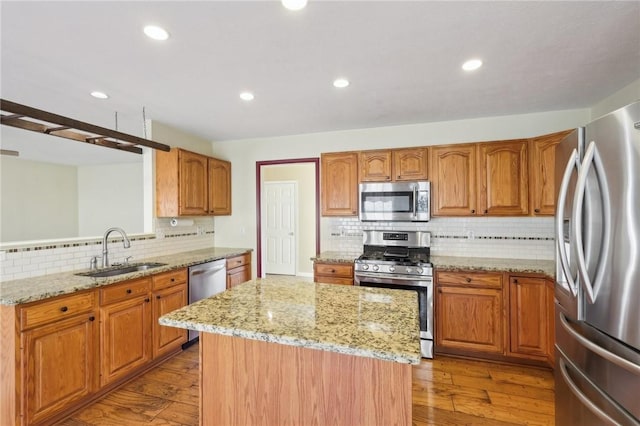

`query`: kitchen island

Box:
[160,277,421,426]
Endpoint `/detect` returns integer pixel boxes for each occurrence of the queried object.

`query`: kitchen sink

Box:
[76,262,167,278]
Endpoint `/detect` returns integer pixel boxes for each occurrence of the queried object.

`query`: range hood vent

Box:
[0,99,170,155]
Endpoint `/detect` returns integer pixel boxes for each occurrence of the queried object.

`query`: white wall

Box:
[262,164,316,275]
[0,157,78,242]
[77,163,145,237]
[590,77,640,119]
[151,120,214,156]
[212,108,591,268]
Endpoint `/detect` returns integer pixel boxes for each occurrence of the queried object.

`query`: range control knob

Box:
[415,267,423,274]
[361,264,369,270]
[372,265,379,272]
[405,267,413,274]
[388,265,396,272]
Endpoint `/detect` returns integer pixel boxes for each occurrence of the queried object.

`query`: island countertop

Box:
[159,277,422,365]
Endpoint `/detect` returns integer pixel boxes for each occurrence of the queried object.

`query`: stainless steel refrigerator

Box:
[554,101,640,425]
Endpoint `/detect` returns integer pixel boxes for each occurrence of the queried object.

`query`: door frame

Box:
[255,158,320,277]
[262,180,298,276]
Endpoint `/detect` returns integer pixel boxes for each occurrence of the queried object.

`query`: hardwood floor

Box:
[57,344,554,426]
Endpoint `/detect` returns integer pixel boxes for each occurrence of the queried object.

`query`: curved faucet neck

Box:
[102,227,131,267]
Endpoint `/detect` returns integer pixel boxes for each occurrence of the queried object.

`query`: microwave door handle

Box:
[413,187,418,218]
[572,141,611,304]
[556,148,580,297]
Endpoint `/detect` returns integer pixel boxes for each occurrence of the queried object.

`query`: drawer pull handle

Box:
[126,289,132,294]
[466,278,471,283]
[60,306,68,312]
[89,316,95,321]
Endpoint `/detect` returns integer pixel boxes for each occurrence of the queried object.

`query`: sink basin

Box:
[77,262,167,278]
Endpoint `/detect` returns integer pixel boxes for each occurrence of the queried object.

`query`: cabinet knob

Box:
[471,209,476,214]
[397,175,401,179]
[156,295,161,299]
[60,306,68,312]
[514,279,519,284]
[126,289,132,294]
[171,278,175,282]
[484,209,488,214]
[89,316,95,321]
[534,209,541,213]
[145,298,150,303]
[329,269,335,273]
[466,278,471,283]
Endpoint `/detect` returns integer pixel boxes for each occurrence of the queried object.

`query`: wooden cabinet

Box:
[19,292,98,426]
[313,261,354,285]
[359,147,429,182]
[226,252,252,289]
[508,275,552,360]
[99,278,152,387]
[152,270,188,359]
[208,157,232,215]
[321,152,359,216]
[156,148,232,217]
[477,139,529,215]
[393,147,428,181]
[360,150,392,181]
[430,144,477,216]
[529,130,572,216]
[435,271,505,355]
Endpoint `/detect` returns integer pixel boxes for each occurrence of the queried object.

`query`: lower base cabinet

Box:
[21,311,98,425]
[313,261,354,285]
[226,253,252,288]
[1,268,189,426]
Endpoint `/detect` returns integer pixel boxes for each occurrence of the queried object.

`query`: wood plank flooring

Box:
[57,344,554,426]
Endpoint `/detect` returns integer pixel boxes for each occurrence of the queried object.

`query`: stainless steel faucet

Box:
[102,227,131,268]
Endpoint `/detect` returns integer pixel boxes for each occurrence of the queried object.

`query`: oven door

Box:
[354,272,433,342]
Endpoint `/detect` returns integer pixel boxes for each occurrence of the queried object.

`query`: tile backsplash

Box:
[0,218,215,282]
[321,216,555,260]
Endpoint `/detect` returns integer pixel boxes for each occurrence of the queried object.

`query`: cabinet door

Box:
[430,144,477,216]
[359,150,392,182]
[227,265,251,289]
[321,152,359,216]
[208,158,232,215]
[509,276,549,358]
[100,295,152,386]
[436,286,504,354]
[393,147,428,181]
[529,130,571,215]
[178,150,208,215]
[153,283,188,359]
[22,313,98,425]
[478,140,529,215]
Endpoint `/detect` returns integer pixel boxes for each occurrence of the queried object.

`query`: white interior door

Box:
[264,181,296,275]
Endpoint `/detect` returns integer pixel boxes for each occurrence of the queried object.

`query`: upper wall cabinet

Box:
[430,144,477,216]
[529,130,572,216]
[477,140,529,216]
[156,148,231,217]
[208,158,232,215]
[359,147,428,182]
[321,152,359,216]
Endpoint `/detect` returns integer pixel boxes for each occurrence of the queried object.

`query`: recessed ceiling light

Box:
[143,25,170,41]
[462,59,483,71]
[90,91,109,99]
[282,0,308,11]
[333,78,350,88]
[239,92,255,101]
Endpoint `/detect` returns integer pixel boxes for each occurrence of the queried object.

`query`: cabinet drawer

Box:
[152,269,187,291]
[226,253,251,270]
[314,262,354,278]
[436,271,502,288]
[100,278,151,305]
[20,291,96,330]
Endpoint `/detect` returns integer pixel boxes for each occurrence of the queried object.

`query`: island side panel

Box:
[200,333,412,426]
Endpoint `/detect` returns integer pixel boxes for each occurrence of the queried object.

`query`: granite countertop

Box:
[159,277,421,365]
[0,247,252,305]
[312,251,555,279]
[431,255,555,279]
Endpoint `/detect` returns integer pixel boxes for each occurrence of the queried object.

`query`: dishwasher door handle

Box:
[190,265,225,277]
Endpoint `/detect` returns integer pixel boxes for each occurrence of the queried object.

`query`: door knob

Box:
[288,232,294,236]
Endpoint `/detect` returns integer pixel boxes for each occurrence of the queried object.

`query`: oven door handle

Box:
[355,272,432,287]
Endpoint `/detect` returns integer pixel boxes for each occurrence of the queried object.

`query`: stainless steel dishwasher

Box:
[186,259,226,344]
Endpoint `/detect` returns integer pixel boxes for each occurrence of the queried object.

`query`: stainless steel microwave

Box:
[359,181,430,222]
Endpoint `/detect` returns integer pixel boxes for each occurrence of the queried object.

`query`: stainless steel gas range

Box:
[354,230,434,358]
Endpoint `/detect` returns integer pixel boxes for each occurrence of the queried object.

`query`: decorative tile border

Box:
[1,234,157,254]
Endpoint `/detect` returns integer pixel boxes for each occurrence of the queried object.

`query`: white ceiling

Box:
[1,1,639,164]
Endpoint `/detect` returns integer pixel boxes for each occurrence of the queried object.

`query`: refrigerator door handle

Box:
[559,312,640,375]
[555,148,580,296]
[558,358,624,426]
[572,141,612,304]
